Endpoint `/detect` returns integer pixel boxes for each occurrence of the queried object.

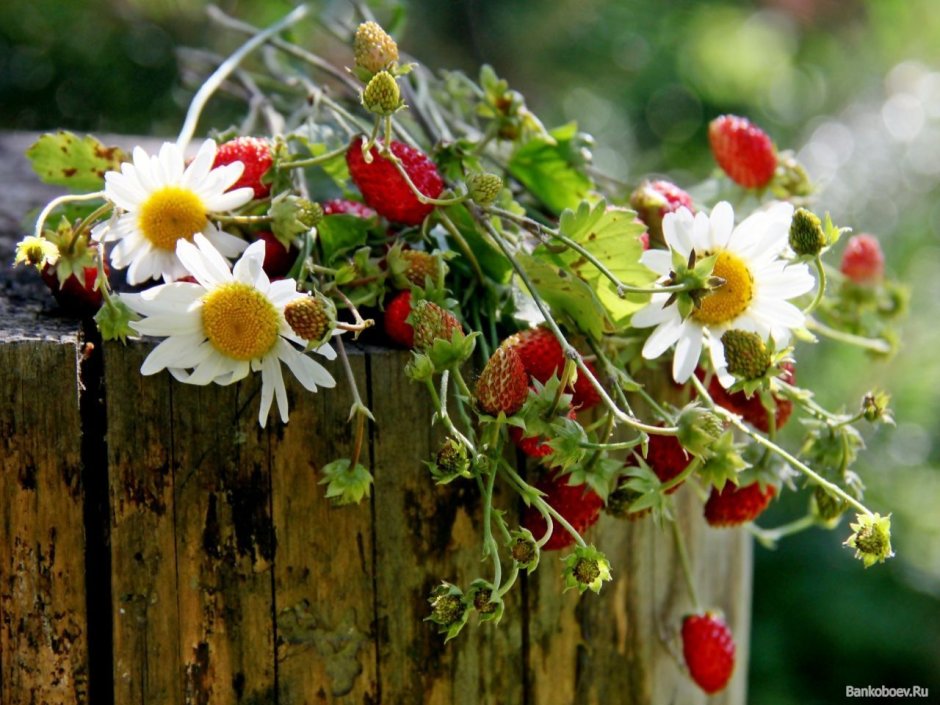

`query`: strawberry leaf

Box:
[317,214,371,264]
[516,252,607,338]
[540,200,657,326]
[509,123,592,214]
[26,132,126,192]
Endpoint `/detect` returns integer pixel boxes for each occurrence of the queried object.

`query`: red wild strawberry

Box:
[503,327,602,410]
[644,432,691,494]
[522,474,604,551]
[383,290,414,348]
[322,198,378,219]
[254,231,295,277]
[840,233,885,284]
[346,137,444,226]
[682,612,736,694]
[213,136,273,199]
[704,481,777,527]
[41,263,107,316]
[475,346,528,416]
[629,180,694,247]
[708,115,777,189]
[705,362,794,433]
[509,409,577,458]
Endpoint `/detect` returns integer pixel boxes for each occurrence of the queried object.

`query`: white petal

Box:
[233,240,267,285]
[105,173,144,211]
[259,354,288,426]
[197,163,245,200]
[631,300,676,328]
[312,341,337,361]
[131,310,201,337]
[126,249,162,285]
[203,225,249,259]
[639,250,672,275]
[140,335,211,375]
[709,201,735,249]
[158,142,184,184]
[662,208,694,257]
[672,324,703,383]
[268,279,302,307]
[182,140,216,187]
[276,339,335,391]
[176,236,231,288]
[642,317,684,360]
[691,211,713,252]
[121,282,203,315]
[111,234,149,269]
[187,350,235,386]
[205,187,254,213]
[751,298,805,329]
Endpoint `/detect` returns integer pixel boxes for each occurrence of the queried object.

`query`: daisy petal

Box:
[672,324,703,383]
[642,317,684,360]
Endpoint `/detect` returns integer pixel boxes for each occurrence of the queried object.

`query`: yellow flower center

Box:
[137,186,208,251]
[692,250,754,326]
[201,283,280,361]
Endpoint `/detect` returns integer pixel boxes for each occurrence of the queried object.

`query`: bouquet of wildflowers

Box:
[14,4,905,694]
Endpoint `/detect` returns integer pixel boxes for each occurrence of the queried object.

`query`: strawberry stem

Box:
[801,256,827,316]
[672,519,702,613]
[279,143,349,169]
[691,374,874,518]
[66,202,113,254]
[33,191,106,242]
[436,209,486,284]
[499,461,587,548]
[748,514,816,549]
[805,317,892,354]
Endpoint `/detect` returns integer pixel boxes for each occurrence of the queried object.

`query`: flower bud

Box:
[720,329,771,380]
[843,512,893,568]
[789,208,826,256]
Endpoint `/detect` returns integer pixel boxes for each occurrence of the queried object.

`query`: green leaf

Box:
[318,458,374,505]
[269,193,312,245]
[536,200,657,327]
[516,253,607,338]
[509,123,592,214]
[26,132,126,192]
[317,214,371,264]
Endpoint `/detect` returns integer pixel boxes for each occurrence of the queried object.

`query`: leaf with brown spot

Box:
[26,131,127,192]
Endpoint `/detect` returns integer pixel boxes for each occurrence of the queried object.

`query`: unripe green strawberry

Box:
[354,21,399,74]
[283,292,335,345]
[410,300,463,351]
[395,250,441,289]
[709,115,777,189]
[682,612,736,694]
[466,172,503,205]
[788,208,826,256]
[720,330,771,380]
[475,345,528,416]
[362,70,401,116]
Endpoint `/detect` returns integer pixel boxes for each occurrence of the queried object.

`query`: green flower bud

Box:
[296,198,324,228]
[789,208,826,256]
[677,404,724,458]
[843,512,893,568]
[811,486,848,528]
[361,70,401,116]
[509,528,539,572]
[861,391,891,423]
[427,582,470,640]
[466,172,503,205]
[468,579,504,623]
[720,329,772,380]
[562,545,612,594]
[429,437,471,484]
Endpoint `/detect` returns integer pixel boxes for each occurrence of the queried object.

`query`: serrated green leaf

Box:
[540,200,657,326]
[26,132,126,192]
[516,253,607,338]
[509,123,592,214]
[317,214,371,264]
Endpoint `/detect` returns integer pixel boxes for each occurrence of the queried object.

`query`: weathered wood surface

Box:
[0,131,752,705]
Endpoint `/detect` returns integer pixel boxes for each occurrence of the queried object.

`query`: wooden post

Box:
[0,132,752,704]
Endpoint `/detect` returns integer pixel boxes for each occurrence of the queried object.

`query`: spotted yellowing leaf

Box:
[26,132,127,192]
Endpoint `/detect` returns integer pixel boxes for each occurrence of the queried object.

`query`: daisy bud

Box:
[284,291,335,346]
[843,512,893,568]
[361,70,402,116]
[354,21,399,75]
[788,208,826,257]
[562,545,612,594]
[677,404,724,458]
[720,329,771,380]
[466,172,503,205]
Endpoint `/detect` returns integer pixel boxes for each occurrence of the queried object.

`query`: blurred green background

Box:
[3,0,939,702]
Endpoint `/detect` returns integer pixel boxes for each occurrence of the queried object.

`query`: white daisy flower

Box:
[632,201,815,385]
[97,140,254,284]
[121,234,336,427]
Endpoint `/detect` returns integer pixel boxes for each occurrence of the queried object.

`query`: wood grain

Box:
[0,331,88,705]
